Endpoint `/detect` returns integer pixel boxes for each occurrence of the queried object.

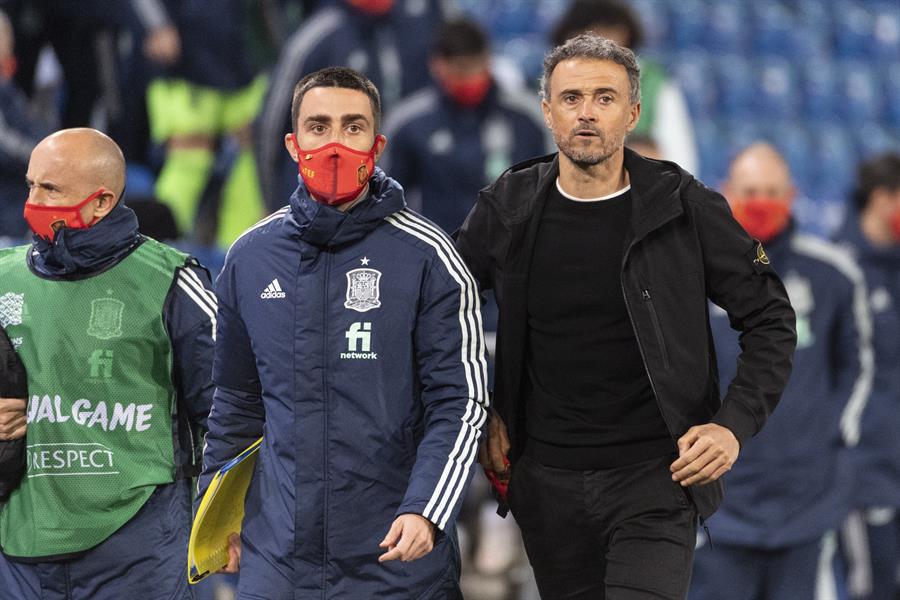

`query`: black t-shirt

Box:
[525,180,673,469]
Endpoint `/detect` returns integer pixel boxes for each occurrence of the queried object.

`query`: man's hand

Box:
[378,514,435,563]
[217,533,241,573]
[670,423,739,486]
[477,410,510,480]
[0,398,26,440]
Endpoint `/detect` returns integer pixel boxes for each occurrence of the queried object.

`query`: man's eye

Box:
[347,124,361,133]
[311,125,326,134]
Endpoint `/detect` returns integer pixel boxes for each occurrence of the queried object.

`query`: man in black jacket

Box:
[456,34,797,599]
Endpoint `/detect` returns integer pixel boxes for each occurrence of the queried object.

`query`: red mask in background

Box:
[346,0,393,16]
[439,72,492,108]
[292,134,384,206]
[23,188,105,241]
[0,56,16,80]
[730,196,791,242]
[890,206,900,241]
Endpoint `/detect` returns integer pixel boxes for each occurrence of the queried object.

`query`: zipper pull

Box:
[641,290,651,301]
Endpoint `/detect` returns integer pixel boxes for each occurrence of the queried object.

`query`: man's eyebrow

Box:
[341,114,370,125]
[304,115,332,125]
[558,86,619,97]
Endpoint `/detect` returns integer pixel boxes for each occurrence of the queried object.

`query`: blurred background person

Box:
[0,9,48,242]
[834,152,900,600]
[382,17,548,235]
[690,142,873,600]
[145,0,270,248]
[549,0,699,174]
[254,0,448,209]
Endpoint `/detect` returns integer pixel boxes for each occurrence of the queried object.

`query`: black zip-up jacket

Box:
[456,149,797,518]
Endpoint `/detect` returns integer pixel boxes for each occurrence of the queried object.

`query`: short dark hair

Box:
[432,18,489,58]
[853,152,900,211]
[550,0,644,49]
[290,66,382,133]
[541,33,641,105]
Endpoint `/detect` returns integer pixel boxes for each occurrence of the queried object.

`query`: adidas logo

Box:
[260,279,286,299]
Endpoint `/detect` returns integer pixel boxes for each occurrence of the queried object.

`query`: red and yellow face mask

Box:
[23,188,105,241]
[291,134,384,206]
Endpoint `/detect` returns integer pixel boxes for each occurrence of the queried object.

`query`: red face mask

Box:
[292,135,384,206]
[23,189,105,241]
[0,56,16,80]
[729,196,791,243]
[890,206,900,242]
[346,0,393,16]
[439,71,492,108]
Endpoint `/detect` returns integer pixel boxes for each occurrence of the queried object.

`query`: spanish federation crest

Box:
[87,297,125,340]
[0,293,24,328]
[345,268,382,313]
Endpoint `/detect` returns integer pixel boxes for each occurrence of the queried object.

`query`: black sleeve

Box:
[455,192,500,293]
[693,185,797,445]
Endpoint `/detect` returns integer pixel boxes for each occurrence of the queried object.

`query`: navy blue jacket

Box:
[255,2,445,208]
[834,216,900,508]
[707,227,872,547]
[382,84,550,234]
[200,169,488,598]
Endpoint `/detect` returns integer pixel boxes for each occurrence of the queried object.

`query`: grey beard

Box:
[554,131,619,167]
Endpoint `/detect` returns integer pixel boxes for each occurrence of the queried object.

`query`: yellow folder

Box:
[187,437,263,584]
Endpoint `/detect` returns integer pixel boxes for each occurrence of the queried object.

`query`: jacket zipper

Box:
[321,251,331,597]
[622,244,707,537]
[641,289,670,370]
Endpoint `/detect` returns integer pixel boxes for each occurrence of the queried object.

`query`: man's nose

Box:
[577,102,597,122]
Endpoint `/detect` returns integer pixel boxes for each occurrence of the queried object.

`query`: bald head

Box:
[724,142,794,203]
[26,129,127,227]
[32,128,126,196]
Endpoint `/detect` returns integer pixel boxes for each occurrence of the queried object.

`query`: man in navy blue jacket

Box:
[690,143,873,600]
[833,152,900,600]
[381,18,549,235]
[201,66,488,599]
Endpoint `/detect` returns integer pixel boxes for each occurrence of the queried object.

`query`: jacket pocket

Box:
[642,290,670,370]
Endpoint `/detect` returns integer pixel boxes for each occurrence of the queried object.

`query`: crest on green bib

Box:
[87,296,124,340]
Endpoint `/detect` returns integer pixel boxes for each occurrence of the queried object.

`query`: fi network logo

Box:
[341,322,377,360]
[89,349,114,379]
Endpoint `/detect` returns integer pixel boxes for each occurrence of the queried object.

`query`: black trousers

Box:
[508,453,697,600]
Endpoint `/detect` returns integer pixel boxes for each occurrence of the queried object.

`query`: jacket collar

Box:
[28,201,143,279]
[487,148,688,241]
[285,167,406,248]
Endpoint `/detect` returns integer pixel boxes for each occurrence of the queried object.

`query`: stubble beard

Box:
[554,127,622,168]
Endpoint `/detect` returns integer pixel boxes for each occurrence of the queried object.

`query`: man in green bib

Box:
[0,128,216,600]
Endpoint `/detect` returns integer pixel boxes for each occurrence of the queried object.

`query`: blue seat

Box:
[802,59,840,123]
[751,1,795,57]
[669,52,717,118]
[715,55,756,118]
[706,1,749,55]
[668,0,708,51]
[838,60,883,123]
[884,63,900,128]
[870,1,900,63]
[811,125,855,202]
[833,0,874,59]
[756,59,799,119]
[693,119,729,186]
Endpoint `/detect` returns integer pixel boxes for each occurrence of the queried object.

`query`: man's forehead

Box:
[299,86,374,120]
[551,58,629,90]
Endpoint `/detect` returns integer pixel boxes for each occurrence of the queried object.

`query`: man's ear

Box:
[373,134,387,162]
[93,189,118,219]
[284,133,300,162]
[626,101,641,133]
[542,99,552,130]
